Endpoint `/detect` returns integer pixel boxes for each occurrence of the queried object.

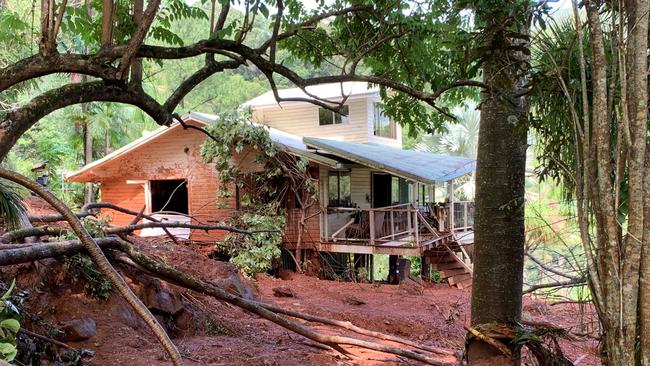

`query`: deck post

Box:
[463,202,468,230]
[369,211,375,246]
[413,206,419,246]
[447,180,454,230]
[390,210,395,239]
[407,206,412,234]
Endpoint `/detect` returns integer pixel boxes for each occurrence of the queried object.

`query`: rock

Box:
[61,317,96,342]
[272,287,296,298]
[138,277,184,315]
[278,269,294,281]
[399,280,424,296]
[342,294,365,305]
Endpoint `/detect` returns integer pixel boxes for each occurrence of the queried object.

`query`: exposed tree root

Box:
[0,168,183,366]
[0,237,457,365]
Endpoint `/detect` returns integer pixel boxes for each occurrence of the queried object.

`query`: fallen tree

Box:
[0,237,457,365]
[0,167,456,365]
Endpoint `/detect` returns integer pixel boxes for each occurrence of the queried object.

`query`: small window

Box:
[373,104,396,139]
[319,106,349,125]
[328,171,351,207]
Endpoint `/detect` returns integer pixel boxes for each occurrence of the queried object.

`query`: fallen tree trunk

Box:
[0,237,457,365]
[0,221,275,243]
[0,168,183,366]
[255,301,457,356]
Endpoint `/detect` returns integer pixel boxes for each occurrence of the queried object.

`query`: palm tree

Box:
[414,103,480,199]
[414,102,480,158]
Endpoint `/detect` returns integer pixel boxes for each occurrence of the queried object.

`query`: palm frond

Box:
[0,179,26,231]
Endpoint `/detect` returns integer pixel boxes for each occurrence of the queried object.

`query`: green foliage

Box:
[201,112,318,276]
[0,180,26,231]
[226,211,285,277]
[64,254,113,300]
[0,280,21,362]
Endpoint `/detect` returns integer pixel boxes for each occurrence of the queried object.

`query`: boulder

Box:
[272,287,296,298]
[60,316,96,342]
[342,294,365,306]
[138,277,184,315]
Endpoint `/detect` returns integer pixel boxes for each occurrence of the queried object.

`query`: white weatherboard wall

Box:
[252,99,370,143]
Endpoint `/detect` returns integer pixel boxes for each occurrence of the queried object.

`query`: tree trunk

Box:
[468,4,530,364]
[81,96,94,205]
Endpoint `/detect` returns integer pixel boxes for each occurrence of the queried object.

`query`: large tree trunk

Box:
[468,4,530,365]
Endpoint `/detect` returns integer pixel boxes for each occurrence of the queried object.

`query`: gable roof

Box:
[65,113,341,182]
[243,82,378,109]
[189,112,341,168]
[303,137,476,184]
[65,118,206,182]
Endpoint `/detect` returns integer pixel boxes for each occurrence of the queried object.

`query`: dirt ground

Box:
[5,240,600,366]
[3,198,600,365]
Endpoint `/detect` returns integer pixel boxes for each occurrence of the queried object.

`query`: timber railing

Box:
[324,203,448,247]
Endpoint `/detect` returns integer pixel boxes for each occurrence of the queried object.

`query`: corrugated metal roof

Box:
[303,137,475,184]
[242,82,378,109]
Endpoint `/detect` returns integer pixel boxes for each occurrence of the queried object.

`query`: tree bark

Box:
[468,3,530,364]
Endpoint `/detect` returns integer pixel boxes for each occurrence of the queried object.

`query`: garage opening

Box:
[150,179,188,214]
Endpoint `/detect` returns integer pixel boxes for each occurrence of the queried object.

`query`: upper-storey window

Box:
[373,104,396,139]
[319,106,349,125]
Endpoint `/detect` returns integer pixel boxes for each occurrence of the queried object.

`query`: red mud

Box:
[9,246,600,366]
[4,198,600,365]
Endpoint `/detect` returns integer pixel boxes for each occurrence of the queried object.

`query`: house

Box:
[66,82,476,287]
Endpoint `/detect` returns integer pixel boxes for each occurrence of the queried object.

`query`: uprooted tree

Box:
[0,0,555,364]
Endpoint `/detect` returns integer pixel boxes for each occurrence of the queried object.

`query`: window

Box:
[319,106,349,125]
[390,176,412,205]
[150,179,188,214]
[418,184,430,205]
[328,171,351,207]
[373,104,396,139]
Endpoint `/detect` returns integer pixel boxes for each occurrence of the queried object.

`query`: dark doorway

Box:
[150,179,188,214]
[372,173,392,208]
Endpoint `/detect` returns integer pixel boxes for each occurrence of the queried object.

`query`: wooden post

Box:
[447,180,454,230]
[390,210,395,239]
[413,206,419,246]
[369,210,375,246]
[420,256,430,281]
[463,202,468,229]
[407,205,412,234]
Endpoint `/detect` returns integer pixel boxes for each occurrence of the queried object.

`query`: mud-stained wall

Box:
[96,124,235,242]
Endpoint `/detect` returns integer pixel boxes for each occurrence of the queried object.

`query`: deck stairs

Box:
[428,243,473,289]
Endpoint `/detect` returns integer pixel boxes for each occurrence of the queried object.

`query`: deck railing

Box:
[324,200,475,246]
[325,203,420,246]
[448,201,474,231]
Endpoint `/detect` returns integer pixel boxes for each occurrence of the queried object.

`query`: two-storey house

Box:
[66,82,476,287]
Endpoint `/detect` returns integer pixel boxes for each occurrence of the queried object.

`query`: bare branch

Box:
[116,0,162,79]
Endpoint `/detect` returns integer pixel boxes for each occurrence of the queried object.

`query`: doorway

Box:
[372,173,392,208]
